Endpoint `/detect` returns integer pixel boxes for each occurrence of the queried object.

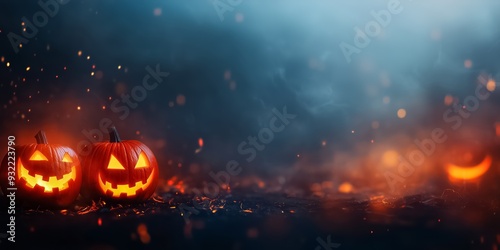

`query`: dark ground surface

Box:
[1,190,500,250]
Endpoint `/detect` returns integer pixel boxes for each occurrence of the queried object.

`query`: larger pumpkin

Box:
[0,130,82,208]
[81,127,159,202]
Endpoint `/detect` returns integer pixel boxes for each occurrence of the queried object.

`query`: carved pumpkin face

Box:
[81,127,159,202]
[0,131,82,208]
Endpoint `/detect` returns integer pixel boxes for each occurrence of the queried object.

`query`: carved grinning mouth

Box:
[19,160,77,193]
[98,169,155,198]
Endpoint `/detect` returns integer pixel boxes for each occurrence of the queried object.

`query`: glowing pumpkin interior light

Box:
[30,150,48,161]
[0,130,82,207]
[446,155,492,180]
[134,152,149,169]
[107,155,124,170]
[97,152,155,197]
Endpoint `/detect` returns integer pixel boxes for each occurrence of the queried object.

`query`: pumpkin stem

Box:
[109,127,121,143]
[35,130,48,144]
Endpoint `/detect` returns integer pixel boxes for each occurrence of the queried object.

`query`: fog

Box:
[1,0,499,193]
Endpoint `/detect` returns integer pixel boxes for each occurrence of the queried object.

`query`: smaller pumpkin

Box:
[81,127,159,202]
[0,130,82,208]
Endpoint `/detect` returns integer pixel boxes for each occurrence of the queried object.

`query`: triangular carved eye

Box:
[134,152,149,169]
[30,150,48,161]
[107,154,125,170]
[62,153,73,163]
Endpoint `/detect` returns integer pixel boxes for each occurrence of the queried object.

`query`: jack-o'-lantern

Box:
[81,127,159,202]
[0,131,82,208]
[447,155,492,181]
[445,145,492,181]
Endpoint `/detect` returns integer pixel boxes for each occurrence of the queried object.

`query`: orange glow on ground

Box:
[338,182,354,193]
[137,224,151,244]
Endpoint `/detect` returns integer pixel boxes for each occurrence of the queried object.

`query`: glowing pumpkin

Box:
[81,127,159,202]
[447,154,492,180]
[444,143,493,181]
[0,131,82,207]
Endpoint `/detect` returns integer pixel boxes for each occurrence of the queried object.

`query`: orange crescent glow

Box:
[446,155,492,180]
